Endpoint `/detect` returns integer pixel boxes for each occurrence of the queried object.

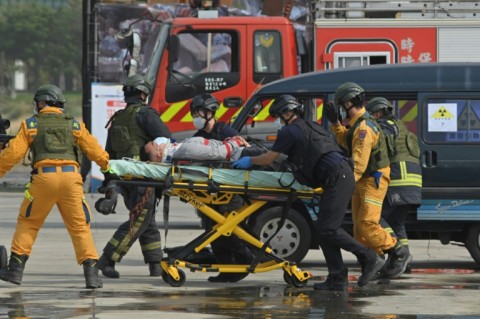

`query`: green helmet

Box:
[269,94,302,118]
[34,84,66,105]
[334,82,365,106]
[123,75,152,96]
[366,97,393,115]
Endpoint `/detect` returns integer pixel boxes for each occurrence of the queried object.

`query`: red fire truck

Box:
[86,0,480,133]
[151,1,480,132]
[85,1,480,262]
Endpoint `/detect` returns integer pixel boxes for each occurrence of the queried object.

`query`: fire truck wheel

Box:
[466,224,480,266]
[251,207,311,263]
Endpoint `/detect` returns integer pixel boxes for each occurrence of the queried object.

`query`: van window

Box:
[238,96,325,144]
[423,98,480,144]
[395,99,418,135]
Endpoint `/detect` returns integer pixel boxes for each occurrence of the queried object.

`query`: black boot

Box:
[149,262,163,277]
[0,253,28,285]
[313,268,348,291]
[83,259,103,289]
[0,245,7,269]
[97,254,120,279]
[383,242,413,279]
[357,249,386,287]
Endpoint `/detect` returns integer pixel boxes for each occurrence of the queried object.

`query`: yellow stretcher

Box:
[108,159,322,287]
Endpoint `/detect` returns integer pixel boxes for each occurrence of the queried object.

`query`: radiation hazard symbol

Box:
[428,103,457,132]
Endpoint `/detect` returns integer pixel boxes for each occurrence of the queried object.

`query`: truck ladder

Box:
[314,0,480,19]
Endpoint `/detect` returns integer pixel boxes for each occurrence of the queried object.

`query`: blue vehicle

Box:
[231,62,480,265]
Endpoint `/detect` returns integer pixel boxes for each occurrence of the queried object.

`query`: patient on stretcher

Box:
[141,136,266,163]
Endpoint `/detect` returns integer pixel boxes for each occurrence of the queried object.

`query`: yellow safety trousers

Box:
[351,166,397,255]
[11,167,98,264]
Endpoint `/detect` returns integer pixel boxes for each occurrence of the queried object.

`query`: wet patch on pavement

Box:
[1,279,480,319]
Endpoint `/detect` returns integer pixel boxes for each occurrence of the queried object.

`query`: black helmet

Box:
[190,93,220,113]
[123,74,152,96]
[269,95,301,118]
[34,84,66,106]
[334,82,365,107]
[366,97,393,115]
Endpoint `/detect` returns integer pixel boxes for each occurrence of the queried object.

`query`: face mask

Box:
[339,106,347,119]
[274,117,283,130]
[193,117,206,130]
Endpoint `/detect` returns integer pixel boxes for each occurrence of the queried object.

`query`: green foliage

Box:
[0,91,82,134]
[0,0,82,89]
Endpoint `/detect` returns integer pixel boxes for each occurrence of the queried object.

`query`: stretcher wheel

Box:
[162,269,186,287]
[291,276,308,288]
[0,245,7,269]
[283,271,293,285]
[283,271,307,288]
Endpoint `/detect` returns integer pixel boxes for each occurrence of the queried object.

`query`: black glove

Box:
[324,101,341,124]
[95,187,118,215]
[101,167,120,188]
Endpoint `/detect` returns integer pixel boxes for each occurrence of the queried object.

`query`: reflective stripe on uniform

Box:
[365,197,383,207]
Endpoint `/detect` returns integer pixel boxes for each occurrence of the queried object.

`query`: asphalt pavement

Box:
[1,171,480,318]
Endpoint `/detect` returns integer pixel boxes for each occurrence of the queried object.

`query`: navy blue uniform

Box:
[273,120,378,282]
[194,121,254,282]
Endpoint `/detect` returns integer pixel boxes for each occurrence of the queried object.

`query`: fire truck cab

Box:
[145,14,299,132]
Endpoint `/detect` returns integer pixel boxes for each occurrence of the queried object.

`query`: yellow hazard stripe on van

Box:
[161,101,189,122]
[399,100,418,122]
[316,102,324,121]
[254,100,273,121]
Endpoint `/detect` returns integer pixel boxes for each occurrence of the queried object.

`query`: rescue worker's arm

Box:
[250,150,280,166]
[142,107,171,139]
[0,123,30,178]
[232,150,280,169]
[330,123,350,150]
[74,121,110,171]
[351,121,377,182]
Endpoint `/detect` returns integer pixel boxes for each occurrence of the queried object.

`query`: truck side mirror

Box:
[168,35,180,64]
[223,96,243,108]
[248,103,262,117]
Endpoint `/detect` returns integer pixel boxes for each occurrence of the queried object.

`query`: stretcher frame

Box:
[110,160,320,287]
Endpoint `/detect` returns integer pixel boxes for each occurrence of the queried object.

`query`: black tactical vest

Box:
[289,119,341,187]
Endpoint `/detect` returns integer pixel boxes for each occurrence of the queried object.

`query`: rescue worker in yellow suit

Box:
[366,97,421,278]
[325,82,411,279]
[0,84,109,288]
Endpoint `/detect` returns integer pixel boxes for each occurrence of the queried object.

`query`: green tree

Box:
[0,0,82,91]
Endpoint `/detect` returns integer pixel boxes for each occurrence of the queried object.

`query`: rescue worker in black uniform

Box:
[190,93,255,283]
[97,75,171,278]
[366,97,421,278]
[233,95,385,290]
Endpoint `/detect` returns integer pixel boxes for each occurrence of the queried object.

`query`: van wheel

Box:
[251,207,311,263]
[466,224,480,266]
